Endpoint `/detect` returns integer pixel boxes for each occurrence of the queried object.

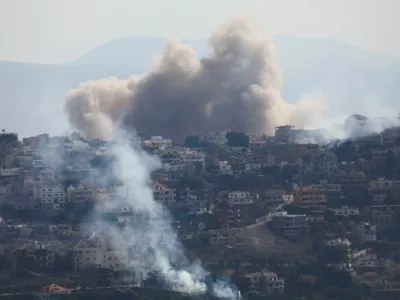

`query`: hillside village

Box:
[1,124,400,300]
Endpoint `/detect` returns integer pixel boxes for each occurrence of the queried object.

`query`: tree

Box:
[225,131,249,148]
[317,245,348,264]
[184,135,201,147]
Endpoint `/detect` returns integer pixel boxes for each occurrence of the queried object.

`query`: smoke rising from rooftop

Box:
[64,17,327,141]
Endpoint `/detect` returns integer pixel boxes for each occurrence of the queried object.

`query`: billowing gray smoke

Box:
[65,17,326,141]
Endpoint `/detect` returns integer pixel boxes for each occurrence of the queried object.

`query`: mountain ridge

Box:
[0,35,399,138]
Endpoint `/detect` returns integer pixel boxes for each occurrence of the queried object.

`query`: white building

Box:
[0,168,20,177]
[325,237,352,248]
[142,136,172,149]
[227,191,253,205]
[330,206,360,217]
[352,251,389,269]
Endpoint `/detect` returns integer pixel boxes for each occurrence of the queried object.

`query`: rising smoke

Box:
[79,129,238,298]
[64,17,327,141]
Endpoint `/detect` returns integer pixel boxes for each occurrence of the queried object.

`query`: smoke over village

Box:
[64,17,327,141]
[1,6,400,300]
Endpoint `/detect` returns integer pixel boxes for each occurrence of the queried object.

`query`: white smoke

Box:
[83,129,238,298]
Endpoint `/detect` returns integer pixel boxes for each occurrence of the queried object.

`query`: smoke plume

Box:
[80,129,238,298]
[64,17,327,141]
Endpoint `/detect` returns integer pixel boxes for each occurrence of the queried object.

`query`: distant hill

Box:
[1,36,400,137]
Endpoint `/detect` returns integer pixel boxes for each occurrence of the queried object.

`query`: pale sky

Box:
[1,0,399,64]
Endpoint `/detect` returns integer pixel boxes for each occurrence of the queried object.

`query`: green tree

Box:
[225,131,249,148]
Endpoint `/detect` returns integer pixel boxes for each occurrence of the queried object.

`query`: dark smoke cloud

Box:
[65,17,327,141]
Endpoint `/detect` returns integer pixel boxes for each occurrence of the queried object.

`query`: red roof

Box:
[37,284,71,294]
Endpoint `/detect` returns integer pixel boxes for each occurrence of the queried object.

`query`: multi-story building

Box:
[0,168,20,177]
[311,180,341,202]
[6,243,56,270]
[227,191,254,205]
[370,205,400,227]
[33,183,67,211]
[218,161,233,175]
[339,171,367,200]
[245,270,284,293]
[215,204,259,228]
[199,131,228,145]
[330,206,360,217]
[262,189,285,204]
[269,212,307,236]
[142,136,172,149]
[293,186,327,212]
[369,177,400,189]
[208,229,237,245]
[358,222,377,242]
[67,185,94,204]
[74,237,107,272]
[152,181,176,207]
[274,125,295,143]
[180,148,205,167]
[310,151,339,174]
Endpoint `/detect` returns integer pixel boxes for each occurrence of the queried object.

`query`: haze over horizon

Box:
[1,0,400,64]
[0,0,399,139]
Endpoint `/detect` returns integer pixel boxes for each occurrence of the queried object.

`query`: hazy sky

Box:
[1,0,399,63]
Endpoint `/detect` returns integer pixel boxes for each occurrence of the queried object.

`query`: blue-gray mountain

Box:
[1,36,400,137]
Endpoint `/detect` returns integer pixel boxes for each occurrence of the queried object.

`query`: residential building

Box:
[370,205,400,227]
[215,204,259,228]
[74,237,107,272]
[0,168,20,177]
[181,148,205,167]
[274,125,294,143]
[67,185,94,204]
[199,131,228,145]
[358,222,377,242]
[208,229,237,245]
[218,161,233,175]
[293,186,327,212]
[311,180,341,202]
[269,211,307,236]
[33,183,67,211]
[227,191,254,205]
[310,151,339,174]
[142,136,172,149]
[152,181,176,207]
[245,270,284,293]
[262,189,285,204]
[330,206,360,217]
